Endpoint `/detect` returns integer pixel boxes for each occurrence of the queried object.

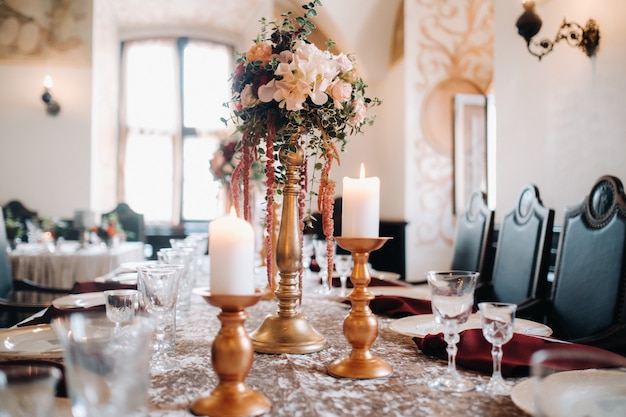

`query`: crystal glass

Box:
[0,364,61,417]
[477,302,516,395]
[426,270,479,392]
[137,264,184,371]
[158,247,194,313]
[313,239,335,294]
[51,314,154,417]
[334,254,353,297]
[104,289,138,332]
[531,347,626,417]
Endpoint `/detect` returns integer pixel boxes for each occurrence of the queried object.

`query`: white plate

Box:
[388,313,552,338]
[94,272,137,284]
[368,286,432,300]
[52,292,105,310]
[371,270,401,281]
[511,370,626,417]
[0,325,63,359]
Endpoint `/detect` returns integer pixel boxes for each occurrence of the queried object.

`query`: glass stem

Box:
[444,328,459,375]
[491,344,503,380]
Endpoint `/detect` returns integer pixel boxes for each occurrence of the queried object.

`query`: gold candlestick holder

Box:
[249,142,327,354]
[327,236,393,379]
[191,289,271,417]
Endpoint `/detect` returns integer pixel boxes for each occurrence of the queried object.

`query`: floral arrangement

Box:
[210,137,263,185]
[222,0,380,286]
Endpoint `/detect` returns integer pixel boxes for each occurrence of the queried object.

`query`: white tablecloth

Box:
[9,242,146,289]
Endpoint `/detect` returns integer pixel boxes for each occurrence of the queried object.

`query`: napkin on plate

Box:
[413,328,626,378]
[369,296,432,318]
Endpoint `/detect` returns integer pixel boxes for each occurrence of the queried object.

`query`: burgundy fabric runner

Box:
[17,281,136,327]
[414,328,626,377]
[327,276,410,288]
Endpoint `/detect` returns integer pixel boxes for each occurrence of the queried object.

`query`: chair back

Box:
[0,211,14,299]
[101,203,146,242]
[490,185,554,304]
[451,191,495,284]
[2,200,38,242]
[550,175,626,341]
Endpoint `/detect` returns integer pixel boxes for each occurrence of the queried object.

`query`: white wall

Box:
[494,0,626,223]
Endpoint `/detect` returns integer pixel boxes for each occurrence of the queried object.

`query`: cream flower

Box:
[240,84,259,109]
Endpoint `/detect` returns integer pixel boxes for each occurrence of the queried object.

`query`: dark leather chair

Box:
[451,191,495,287]
[101,202,146,242]
[0,211,69,328]
[2,200,39,243]
[476,185,554,319]
[543,175,626,354]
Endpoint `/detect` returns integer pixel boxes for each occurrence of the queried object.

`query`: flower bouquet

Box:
[223,0,380,287]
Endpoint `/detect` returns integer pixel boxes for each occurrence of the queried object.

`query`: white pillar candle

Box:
[209,207,255,295]
[341,163,380,238]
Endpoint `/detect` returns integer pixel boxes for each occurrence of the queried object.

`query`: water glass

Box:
[531,347,626,417]
[426,270,479,392]
[104,289,138,330]
[313,239,335,294]
[159,247,194,313]
[334,254,353,297]
[51,314,154,417]
[0,364,61,417]
[137,264,184,371]
[477,302,516,395]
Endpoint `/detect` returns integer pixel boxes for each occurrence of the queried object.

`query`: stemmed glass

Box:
[302,234,314,281]
[426,270,479,392]
[477,302,516,395]
[137,264,184,371]
[104,289,138,332]
[313,239,335,294]
[334,254,353,297]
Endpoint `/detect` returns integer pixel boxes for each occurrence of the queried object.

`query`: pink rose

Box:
[329,80,352,108]
[349,98,366,125]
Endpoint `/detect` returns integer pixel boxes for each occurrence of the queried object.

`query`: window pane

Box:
[182,136,220,221]
[124,131,174,223]
[183,41,232,131]
[125,40,178,131]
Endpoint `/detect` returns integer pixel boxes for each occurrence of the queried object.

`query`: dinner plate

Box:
[368,286,432,300]
[388,313,553,338]
[0,325,63,359]
[511,370,626,417]
[371,270,401,281]
[94,272,137,284]
[52,292,105,310]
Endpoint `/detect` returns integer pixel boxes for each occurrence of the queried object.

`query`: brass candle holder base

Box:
[327,237,393,379]
[250,142,327,354]
[191,289,271,417]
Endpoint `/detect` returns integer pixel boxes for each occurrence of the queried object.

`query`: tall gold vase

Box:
[249,142,327,354]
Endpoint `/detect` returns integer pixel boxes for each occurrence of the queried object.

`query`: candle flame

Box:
[229,206,237,217]
[43,75,53,89]
[359,163,365,179]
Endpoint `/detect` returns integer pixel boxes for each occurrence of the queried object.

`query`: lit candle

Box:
[341,163,380,238]
[209,207,255,295]
[43,75,53,89]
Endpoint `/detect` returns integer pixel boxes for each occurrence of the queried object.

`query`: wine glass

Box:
[302,234,314,280]
[137,264,184,371]
[334,254,353,297]
[313,239,335,294]
[104,289,138,332]
[426,270,479,392]
[477,302,516,395]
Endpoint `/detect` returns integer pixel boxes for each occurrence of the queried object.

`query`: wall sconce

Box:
[41,75,61,116]
[515,1,600,61]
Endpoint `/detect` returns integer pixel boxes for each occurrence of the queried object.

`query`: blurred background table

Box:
[8,241,145,291]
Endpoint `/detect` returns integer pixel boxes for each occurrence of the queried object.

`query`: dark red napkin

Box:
[414,328,626,377]
[17,281,136,327]
[369,296,432,318]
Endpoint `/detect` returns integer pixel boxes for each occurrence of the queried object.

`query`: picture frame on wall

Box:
[453,94,488,215]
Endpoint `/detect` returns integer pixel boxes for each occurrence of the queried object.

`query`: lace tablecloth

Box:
[148,281,528,417]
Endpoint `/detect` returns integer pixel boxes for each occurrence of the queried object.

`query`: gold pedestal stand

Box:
[250,143,327,354]
[191,290,271,417]
[327,237,393,379]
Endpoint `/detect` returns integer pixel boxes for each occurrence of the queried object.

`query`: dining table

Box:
[0,266,545,417]
[8,241,147,294]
